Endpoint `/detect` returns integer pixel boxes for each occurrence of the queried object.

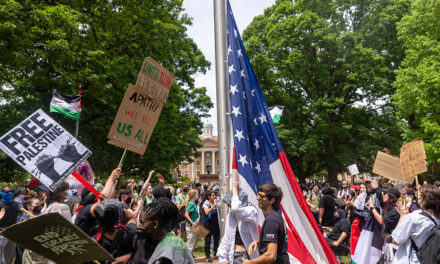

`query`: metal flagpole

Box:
[75,120,79,138]
[214,0,230,236]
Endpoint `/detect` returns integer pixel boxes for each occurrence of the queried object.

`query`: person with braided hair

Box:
[133,198,194,264]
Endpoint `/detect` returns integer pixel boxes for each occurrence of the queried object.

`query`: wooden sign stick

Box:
[118,149,128,169]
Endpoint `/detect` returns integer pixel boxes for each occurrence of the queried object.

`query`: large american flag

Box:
[226,1,337,263]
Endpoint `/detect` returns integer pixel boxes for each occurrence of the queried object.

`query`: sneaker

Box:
[206,257,213,262]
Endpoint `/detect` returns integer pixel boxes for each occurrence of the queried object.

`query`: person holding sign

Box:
[43,182,72,223]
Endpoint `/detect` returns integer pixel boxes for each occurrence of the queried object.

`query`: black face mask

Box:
[33,205,43,215]
[136,227,152,240]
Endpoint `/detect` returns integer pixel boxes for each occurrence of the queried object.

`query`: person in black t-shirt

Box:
[324,209,350,256]
[318,187,336,227]
[245,183,288,264]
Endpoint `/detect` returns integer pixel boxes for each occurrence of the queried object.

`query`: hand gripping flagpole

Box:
[214,0,230,236]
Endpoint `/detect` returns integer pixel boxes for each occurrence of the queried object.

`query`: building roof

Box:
[204,123,213,128]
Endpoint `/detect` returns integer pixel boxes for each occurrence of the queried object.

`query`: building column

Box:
[192,154,196,181]
[201,150,205,174]
[212,150,216,174]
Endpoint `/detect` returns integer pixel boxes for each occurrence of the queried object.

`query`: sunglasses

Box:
[256,192,267,200]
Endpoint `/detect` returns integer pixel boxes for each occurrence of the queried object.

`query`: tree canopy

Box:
[393,0,440,180]
[242,0,410,185]
[0,0,212,182]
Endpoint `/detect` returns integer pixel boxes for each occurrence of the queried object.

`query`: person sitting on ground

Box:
[133,198,194,264]
[324,209,350,256]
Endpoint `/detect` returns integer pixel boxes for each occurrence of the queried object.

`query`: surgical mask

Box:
[0,191,13,204]
[66,190,73,200]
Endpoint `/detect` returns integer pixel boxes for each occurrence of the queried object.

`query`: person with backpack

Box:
[392,184,440,264]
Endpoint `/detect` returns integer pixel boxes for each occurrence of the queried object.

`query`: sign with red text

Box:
[0,109,91,190]
[400,138,427,180]
[1,213,113,264]
[199,174,219,182]
[107,84,163,155]
[136,57,174,103]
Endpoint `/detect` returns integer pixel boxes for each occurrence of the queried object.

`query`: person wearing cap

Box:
[368,187,401,263]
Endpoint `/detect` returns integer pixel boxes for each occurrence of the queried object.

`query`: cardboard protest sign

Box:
[136,57,174,103]
[373,151,404,181]
[348,164,359,175]
[0,109,91,190]
[200,174,219,182]
[400,138,427,180]
[1,213,114,264]
[107,84,164,155]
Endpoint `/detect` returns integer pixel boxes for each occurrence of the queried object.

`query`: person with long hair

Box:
[392,184,440,263]
[202,190,220,262]
[184,189,199,255]
[43,182,72,222]
[368,188,401,263]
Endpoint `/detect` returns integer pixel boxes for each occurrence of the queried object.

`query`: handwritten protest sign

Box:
[107,84,164,155]
[1,213,114,264]
[0,109,91,190]
[373,151,415,184]
[348,164,359,175]
[200,174,219,182]
[400,138,427,180]
[136,57,174,103]
[373,151,404,181]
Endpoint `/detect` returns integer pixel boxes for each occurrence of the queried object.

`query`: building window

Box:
[207,152,211,157]
[217,159,219,165]
[197,171,200,177]
[196,160,200,165]
[184,161,189,166]
[217,171,219,175]
[185,171,189,177]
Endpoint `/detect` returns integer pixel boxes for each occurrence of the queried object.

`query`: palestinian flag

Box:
[269,106,284,124]
[50,90,82,120]
[28,177,49,192]
[351,213,384,264]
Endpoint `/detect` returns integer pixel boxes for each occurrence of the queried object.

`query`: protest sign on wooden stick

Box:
[0,109,91,191]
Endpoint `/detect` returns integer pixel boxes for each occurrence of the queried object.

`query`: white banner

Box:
[0,109,91,190]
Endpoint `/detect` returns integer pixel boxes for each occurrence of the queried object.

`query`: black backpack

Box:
[411,212,440,264]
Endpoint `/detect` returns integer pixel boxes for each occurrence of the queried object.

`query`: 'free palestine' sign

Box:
[0,109,91,190]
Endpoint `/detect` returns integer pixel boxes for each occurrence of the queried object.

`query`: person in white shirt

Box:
[392,184,440,264]
[217,181,259,264]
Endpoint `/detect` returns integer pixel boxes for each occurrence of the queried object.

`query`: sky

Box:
[182,0,275,135]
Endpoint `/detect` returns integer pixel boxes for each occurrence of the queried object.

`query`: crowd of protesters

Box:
[304,179,440,263]
[0,161,439,264]
[0,162,289,264]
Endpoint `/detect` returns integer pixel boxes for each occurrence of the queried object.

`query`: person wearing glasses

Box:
[244,183,288,264]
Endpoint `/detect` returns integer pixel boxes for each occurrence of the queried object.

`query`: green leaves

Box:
[393,0,440,174]
[243,0,407,184]
[0,0,211,182]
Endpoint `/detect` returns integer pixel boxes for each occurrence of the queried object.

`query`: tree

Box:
[242,0,408,185]
[0,0,212,182]
[393,0,440,180]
